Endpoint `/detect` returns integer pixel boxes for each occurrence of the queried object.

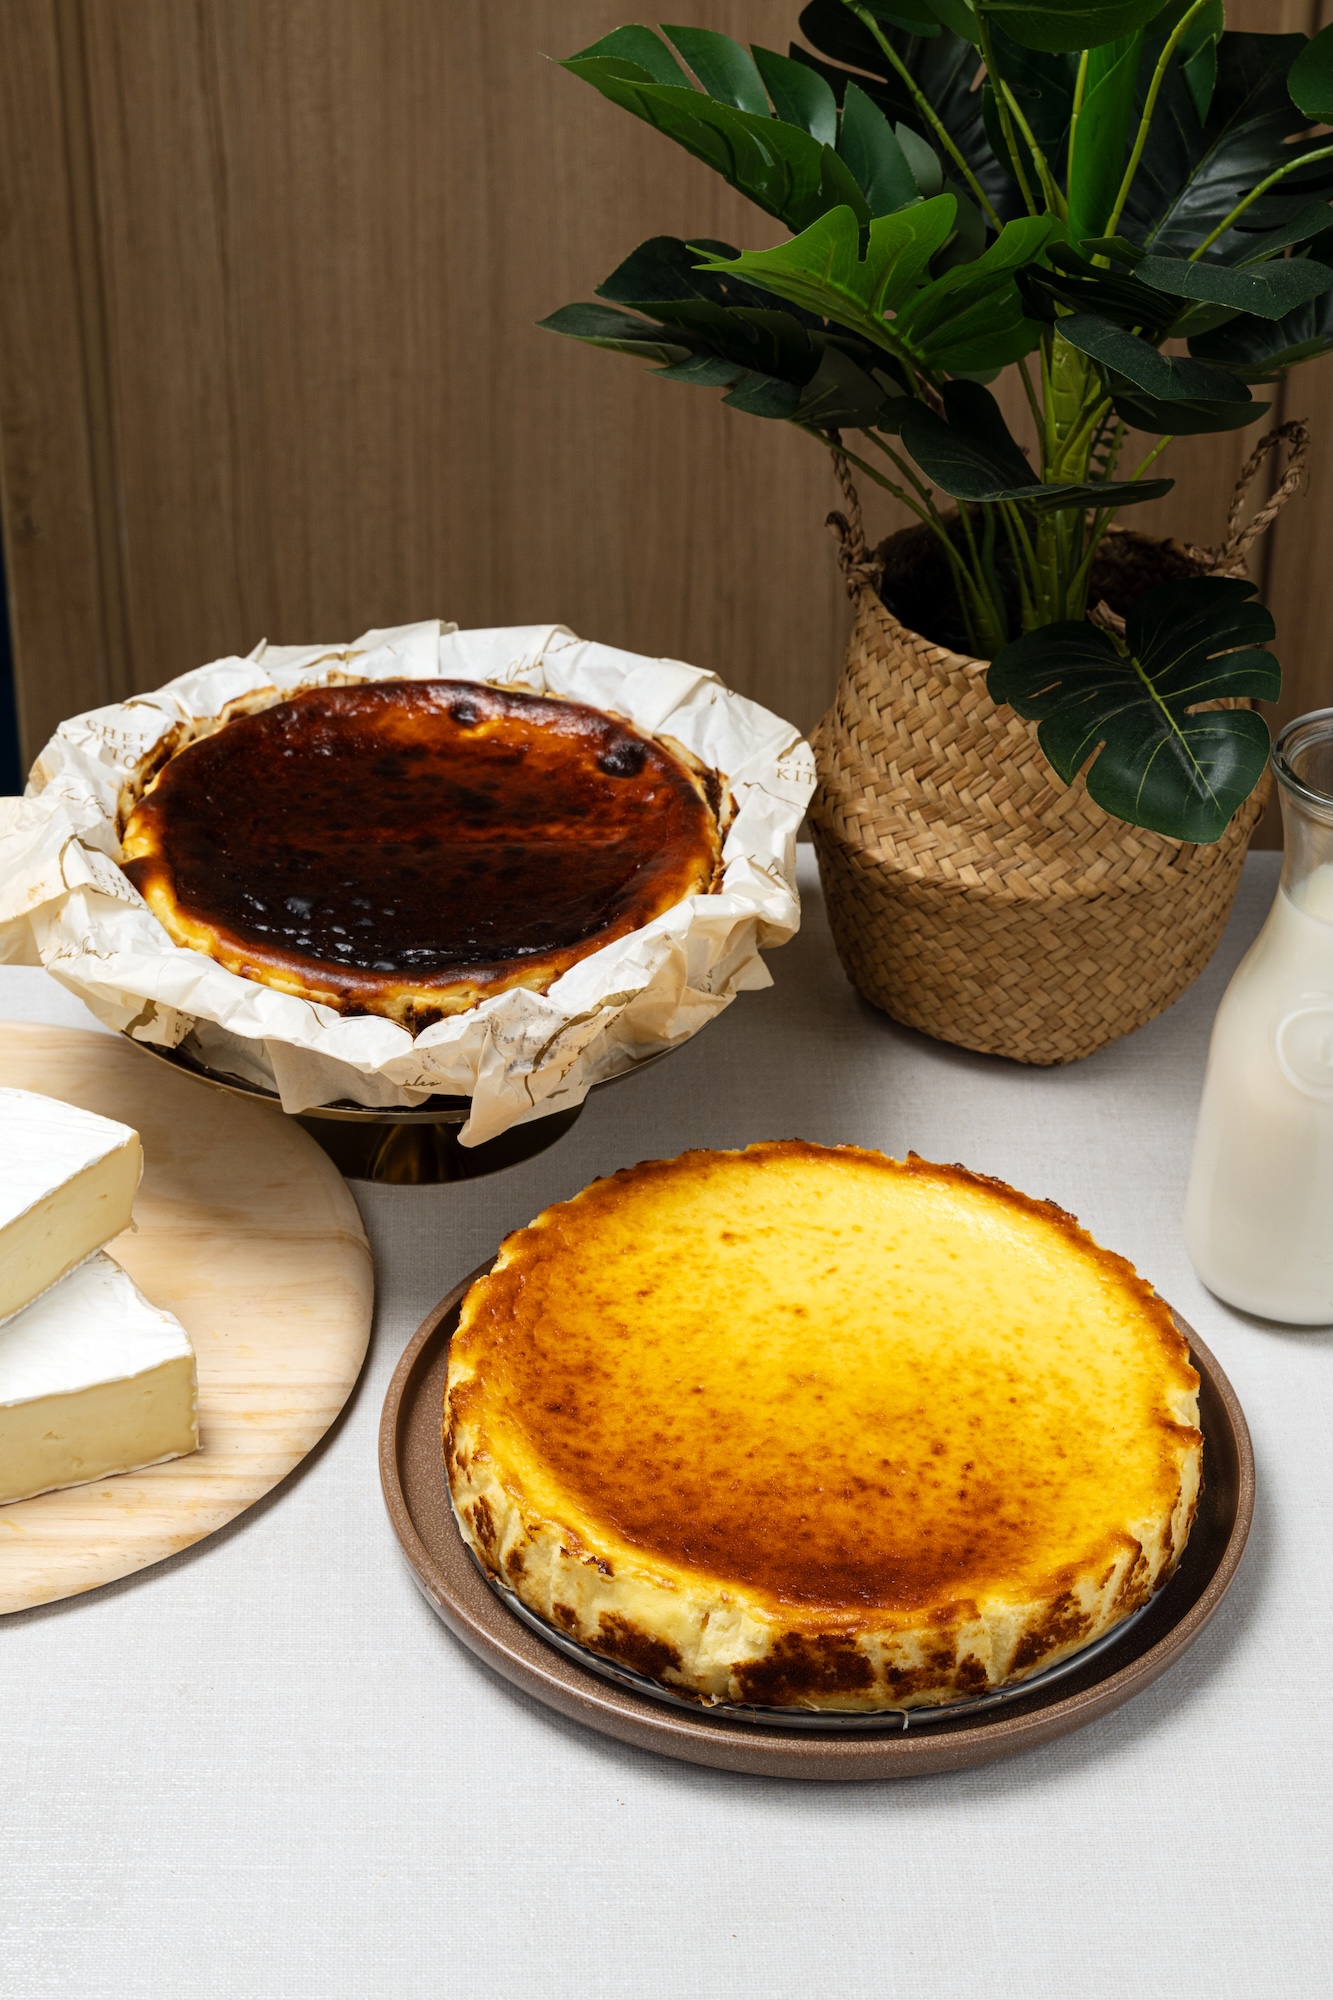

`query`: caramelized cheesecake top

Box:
[448,1142,1201,1618]
[120,679,722,1026]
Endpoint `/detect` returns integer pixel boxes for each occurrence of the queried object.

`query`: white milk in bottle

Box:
[1184,710,1333,1323]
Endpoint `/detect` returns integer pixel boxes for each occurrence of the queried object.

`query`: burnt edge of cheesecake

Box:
[119,678,728,1030]
[444,1143,1203,1711]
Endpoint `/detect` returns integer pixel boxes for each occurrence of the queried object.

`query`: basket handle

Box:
[1182,418,1310,577]
[826,448,883,601]
[1092,418,1309,635]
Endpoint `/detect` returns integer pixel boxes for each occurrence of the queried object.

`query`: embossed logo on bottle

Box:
[1274,1002,1333,1099]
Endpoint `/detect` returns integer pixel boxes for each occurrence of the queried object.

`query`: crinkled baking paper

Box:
[0,622,814,1143]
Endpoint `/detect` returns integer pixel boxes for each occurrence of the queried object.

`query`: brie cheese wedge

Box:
[0,1088,142,1324]
[0,1252,198,1504]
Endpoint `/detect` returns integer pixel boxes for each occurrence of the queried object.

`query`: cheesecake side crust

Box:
[444,1144,1202,1711]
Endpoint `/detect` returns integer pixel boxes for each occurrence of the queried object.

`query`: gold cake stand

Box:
[127,1037,668,1184]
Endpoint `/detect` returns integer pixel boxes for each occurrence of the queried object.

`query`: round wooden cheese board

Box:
[0,1023,374,1613]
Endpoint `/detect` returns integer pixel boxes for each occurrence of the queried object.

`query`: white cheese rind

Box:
[0,1087,142,1324]
[0,1252,198,1503]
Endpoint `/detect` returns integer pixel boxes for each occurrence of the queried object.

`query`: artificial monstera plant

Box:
[541,1,1333,842]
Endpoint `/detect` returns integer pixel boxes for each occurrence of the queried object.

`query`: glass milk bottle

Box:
[1184,709,1333,1325]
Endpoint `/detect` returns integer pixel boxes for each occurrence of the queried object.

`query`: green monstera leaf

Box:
[540,297,808,415]
[1288,23,1333,124]
[539,237,907,427]
[562,27,872,232]
[1066,31,1143,247]
[1135,250,1333,318]
[655,24,770,109]
[795,2,1010,220]
[988,576,1280,841]
[897,379,1173,504]
[787,339,913,425]
[837,80,925,213]
[594,234,816,313]
[1190,225,1333,377]
[1017,242,1181,336]
[751,44,839,141]
[1123,32,1333,259]
[888,213,1056,367]
[544,6,1325,842]
[1100,386,1269,433]
[1054,312,1266,430]
[562,20,955,232]
[693,206,1055,373]
[537,303,693,369]
[1048,316,1232,398]
[860,0,947,32]
[888,0,1172,53]
[973,1,1170,56]
[689,200,958,348]
[595,236,825,372]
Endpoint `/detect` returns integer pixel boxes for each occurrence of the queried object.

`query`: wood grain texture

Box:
[0,0,1327,842]
[0,1023,373,1613]
[0,0,128,753]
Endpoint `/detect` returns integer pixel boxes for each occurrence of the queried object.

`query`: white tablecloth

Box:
[2,850,1328,2000]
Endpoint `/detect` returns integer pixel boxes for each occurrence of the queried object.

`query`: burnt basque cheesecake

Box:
[445,1143,1202,1711]
[120,679,722,1028]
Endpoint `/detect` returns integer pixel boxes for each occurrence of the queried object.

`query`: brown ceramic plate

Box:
[379,1268,1254,1780]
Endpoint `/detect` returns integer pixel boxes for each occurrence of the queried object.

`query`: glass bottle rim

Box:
[1273,708,1333,822]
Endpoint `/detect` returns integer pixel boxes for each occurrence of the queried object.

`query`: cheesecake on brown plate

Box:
[445,1142,1202,1711]
[120,679,723,1029]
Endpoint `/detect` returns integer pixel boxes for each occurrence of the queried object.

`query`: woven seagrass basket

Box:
[808,434,1304,1065]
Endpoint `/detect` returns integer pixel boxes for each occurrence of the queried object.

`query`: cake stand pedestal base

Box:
[296,1104,583,1184]
[121,1036,608,1185]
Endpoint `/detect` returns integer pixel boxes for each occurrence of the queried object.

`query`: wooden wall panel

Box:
[52,0,849,751]
[0,0,129,745]
[1,0,1328,858]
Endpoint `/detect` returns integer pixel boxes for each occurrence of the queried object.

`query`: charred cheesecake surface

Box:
[121,679,721,1024]
[446,1143,1202,1710]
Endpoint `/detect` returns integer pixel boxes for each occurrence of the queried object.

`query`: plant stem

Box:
[862,428,937,506]
[845,3,1003,230]
[1067,48,1090,194]
[1025,332,1111,626]
[813,430,1005,652]
[1105,0,1212,239]
[1044,333,1103,479]
[810,431,924,519]
[1096,417,1127,479]
[976,14,1039,216]
[811,433,959,577]
[1067,521,1109,610]
[997,503,1039,629]
[1017,353,1044,436]
[1128,433,1174,482]
[980,504,1003,629]
[1061,393,1115,475]
[955,500,1011,645]
[1071,500,1123,604]
[1189,144,1333,260]
[954,496,985,591]
[1067,432,1176,612]
[996,76,1067,220]
[1038,332,1058,467]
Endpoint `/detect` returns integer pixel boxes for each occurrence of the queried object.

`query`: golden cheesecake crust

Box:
[445,1143,1202,1710]
[120,679,722,1029]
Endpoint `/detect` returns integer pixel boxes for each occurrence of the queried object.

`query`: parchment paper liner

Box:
[0,621,814,1143]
